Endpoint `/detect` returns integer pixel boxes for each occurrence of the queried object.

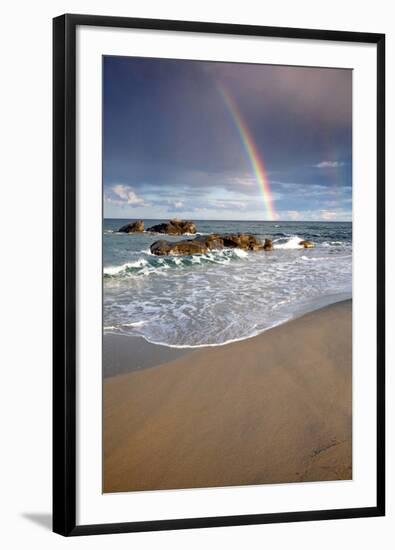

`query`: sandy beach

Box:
[103,300,352,493]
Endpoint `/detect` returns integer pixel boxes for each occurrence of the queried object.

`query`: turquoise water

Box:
[103,219,352,347]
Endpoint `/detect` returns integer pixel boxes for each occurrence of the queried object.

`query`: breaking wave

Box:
[104,247,249,279]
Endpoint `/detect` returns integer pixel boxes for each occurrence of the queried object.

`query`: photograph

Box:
[102,55,353,493]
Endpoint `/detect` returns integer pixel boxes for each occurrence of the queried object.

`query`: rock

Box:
[150,233,264,256]
[118,220,144,233]
[150,238,211,256]
[220,234,264,251]
[299,240,315,248]
[263,238,274,251]
[146,219,197,235]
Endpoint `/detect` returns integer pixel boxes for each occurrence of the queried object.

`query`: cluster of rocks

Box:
[151,235,276,256]
[118,219,196,235]
[117,219,314,256]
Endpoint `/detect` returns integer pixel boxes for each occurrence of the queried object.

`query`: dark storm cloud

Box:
[103,56,352,220]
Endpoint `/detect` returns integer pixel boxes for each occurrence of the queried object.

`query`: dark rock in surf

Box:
[146,219,197,235]
[299,240,315,248]
[150,238,210,256]
[118,220,144,233]
[220,234,264,251]
[263,238,274,251]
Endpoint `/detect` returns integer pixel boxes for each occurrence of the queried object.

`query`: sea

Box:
[103,219,352,348]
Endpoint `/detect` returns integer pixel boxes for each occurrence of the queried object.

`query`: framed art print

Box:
[53,14,385,536]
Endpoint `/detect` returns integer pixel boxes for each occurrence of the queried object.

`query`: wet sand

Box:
[103,300,352,493]
[103,333,188,378]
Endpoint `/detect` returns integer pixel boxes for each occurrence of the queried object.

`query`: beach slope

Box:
[103,300,352,493]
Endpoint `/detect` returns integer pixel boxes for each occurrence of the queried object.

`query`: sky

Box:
[103,56,352,221]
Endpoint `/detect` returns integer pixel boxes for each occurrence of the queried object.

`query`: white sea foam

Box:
[233,248,249,258]
[104,320,147,331]
[273,235,304,249]
[322,240,344,247]
[104,247,250,279]
[104,259,148,276]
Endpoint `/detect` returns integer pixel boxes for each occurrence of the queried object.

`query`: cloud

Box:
[271,181,351,202]
[320,210,338,221]
[105,184,148,207]
[229,176,255,188]
[204,63,352,128]
[314,161,345,169]
[212,200,247,209]
[268,209,351,222]
[193,199,248,212]
[286,210,301,221]
[167,199,185,213]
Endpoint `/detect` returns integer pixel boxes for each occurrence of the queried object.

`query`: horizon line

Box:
[103,217,352,223]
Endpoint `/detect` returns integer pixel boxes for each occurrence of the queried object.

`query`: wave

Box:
[103,293,352,349]
[322,240,345,247]
[104,247,249,279]
[104,259,148,276]
[274,236,349,250]
[104,320,146,331]
[108,319,288,349]
[273,235,304,249]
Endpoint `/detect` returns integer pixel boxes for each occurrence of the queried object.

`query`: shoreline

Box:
[103,295,351,377]
[104,299,352,493]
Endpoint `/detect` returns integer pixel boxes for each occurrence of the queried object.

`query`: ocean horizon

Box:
[104,217,352,223]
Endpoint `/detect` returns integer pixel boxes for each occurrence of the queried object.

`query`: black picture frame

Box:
[53,13,385,536]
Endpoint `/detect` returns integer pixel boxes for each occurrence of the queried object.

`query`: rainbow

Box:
[219,85,277,221]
